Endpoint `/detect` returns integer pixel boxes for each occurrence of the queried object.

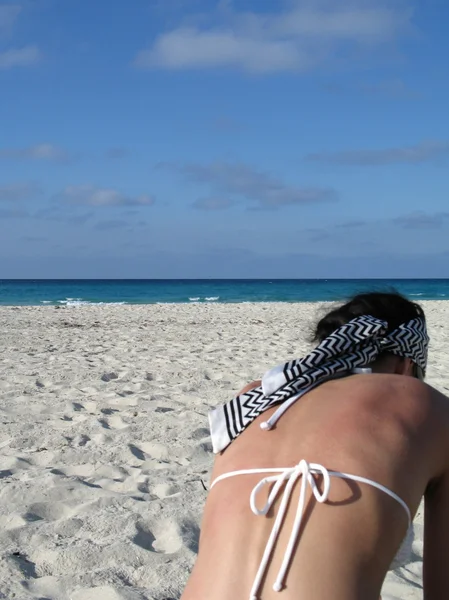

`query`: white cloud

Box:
[135,1,413,73]
[166,161,337,208]
[0,45,41,69]
[135,29,305,73]
[0,143,70,161]
[58,185,156,207]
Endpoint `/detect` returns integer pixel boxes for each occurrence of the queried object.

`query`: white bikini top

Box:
[211,461,412,600]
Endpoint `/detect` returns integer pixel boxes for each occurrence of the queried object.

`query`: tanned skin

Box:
[182,358,449,600]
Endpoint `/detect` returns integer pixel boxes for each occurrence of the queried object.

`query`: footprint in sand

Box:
[22,575,66,600]
[25,501,74,522]
[100,408,119,415]
[26,450,56,468]
[152,483,181,499]
[58,463,96,478]
[101,372,119,382]
[133,520,183,554]
[54,517,84,537]
[0,456,32,473]
[139,442,169,460]
[8,552,38,578]
[191,427,210,440]
[0,514,31,529]
[73,434,91,446]
[128,444,146,461]
[94,464,129,480]
[203,370,223,381]
[70,400,97,414]
[98,415,128,430]
[107,395,138,407]
[90,432,111,445]
[190,441,213,461]
[137,479,151,494]
[132,522,156,551]
[180,519,201,554]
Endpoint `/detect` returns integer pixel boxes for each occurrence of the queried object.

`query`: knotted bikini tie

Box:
[211,460,411,600]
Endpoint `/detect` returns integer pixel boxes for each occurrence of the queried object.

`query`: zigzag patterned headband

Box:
[209,315,429,453]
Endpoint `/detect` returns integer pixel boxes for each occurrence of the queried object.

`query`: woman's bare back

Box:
[182,373,449,600]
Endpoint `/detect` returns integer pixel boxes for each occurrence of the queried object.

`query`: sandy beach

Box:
[1,301,447,600]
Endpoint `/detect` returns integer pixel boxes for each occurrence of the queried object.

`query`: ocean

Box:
[0,279,448,306]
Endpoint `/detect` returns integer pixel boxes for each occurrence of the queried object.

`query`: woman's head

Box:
[312,291,427,379]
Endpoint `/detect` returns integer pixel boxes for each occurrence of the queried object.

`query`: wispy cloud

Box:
[0,4,21,34]
[193,196,235,210]
[135,1,413,73]
[0,44,41,69]
[164,161,337,209]
[319,212,449,233]
[0,143,71,162]
[33,207,94,225]
[0,182,40,202]
[305,140,449,166]
[0,5,41,69]
[336,220,367,229]
[393,211,449,229]
[57,185,156,207]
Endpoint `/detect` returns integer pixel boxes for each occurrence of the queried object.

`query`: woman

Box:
[182,292,449,600]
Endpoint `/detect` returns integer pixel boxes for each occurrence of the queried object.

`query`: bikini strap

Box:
[210,461,411,600]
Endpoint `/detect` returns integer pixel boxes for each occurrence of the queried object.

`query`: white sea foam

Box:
[58,298,90,306]
[189,296,220,302]
[96,302,127,306]
[57,298,127,307]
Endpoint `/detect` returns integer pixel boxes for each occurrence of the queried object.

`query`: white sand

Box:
[1,301,447,599]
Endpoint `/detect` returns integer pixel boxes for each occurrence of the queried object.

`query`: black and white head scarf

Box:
[209,315,429,453]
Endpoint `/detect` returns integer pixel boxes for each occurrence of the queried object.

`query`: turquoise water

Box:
[0,279,448,306]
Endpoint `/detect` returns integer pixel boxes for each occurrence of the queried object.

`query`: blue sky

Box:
[1,0,448,278]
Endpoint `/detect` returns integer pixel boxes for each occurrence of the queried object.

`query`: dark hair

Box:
[312,291,426,344]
